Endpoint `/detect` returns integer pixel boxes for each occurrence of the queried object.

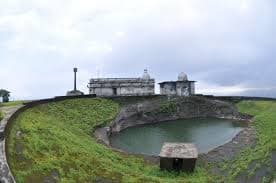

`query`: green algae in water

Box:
[111,118,245,155]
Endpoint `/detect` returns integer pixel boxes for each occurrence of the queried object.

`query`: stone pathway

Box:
[0,105,23,183]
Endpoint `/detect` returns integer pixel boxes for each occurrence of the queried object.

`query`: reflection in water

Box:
[111,118,244,155]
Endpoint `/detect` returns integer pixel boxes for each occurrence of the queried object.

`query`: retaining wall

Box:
[109,96,252,133]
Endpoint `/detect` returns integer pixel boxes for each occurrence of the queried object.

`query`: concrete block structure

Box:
[159,72,196,96]
[88,70,155,96]
[159,143,198,172]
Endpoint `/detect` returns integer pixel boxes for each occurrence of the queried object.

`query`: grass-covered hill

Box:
[6,98,276,182]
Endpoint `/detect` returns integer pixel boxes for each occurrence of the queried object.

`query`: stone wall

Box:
[159,81,195,96]
[89,78,155,96]
[109,96,250,133]
[190,82,195,94]
[92,85,154,97]
[0,106,22,183]
[175,82,195,96]
[159,82,177,95]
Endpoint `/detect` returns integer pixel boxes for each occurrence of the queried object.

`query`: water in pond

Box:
[111,118,245,155]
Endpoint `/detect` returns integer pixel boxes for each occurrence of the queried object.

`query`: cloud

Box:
[0,0,275,99]
[197,81,276,97]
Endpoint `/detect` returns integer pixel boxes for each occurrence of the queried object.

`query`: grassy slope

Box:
[7,98,211,183]
[0,100,25,107]
[7,98,276,183]
[221,100,276,182]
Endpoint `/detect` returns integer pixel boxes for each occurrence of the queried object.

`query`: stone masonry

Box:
[88,70,155,96]
[159,72,196,96]
[0,105,23,183]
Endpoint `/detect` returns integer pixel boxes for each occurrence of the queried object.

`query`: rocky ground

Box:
[201,126,256,164]
[200,126,259,182]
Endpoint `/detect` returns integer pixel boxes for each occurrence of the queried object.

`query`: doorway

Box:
[173,158,183,171]
[112,88,117,96]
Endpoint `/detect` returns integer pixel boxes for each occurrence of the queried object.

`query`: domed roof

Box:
[178,72,188,81]
[142,69,151,80]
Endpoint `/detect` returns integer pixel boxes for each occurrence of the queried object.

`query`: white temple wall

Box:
[89,79,155,96]
[160,82,195,96]
[160,83,177,95]
[176,82,190,96]
[190,83,195,95]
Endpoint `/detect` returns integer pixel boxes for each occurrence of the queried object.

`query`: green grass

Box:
[7,98,276,182]
[158,101,178,114]
[7,98,212,183]
[0,100,25,107]
[220,100,276,181]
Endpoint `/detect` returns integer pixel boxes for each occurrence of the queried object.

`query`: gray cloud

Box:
[0,0,275,99]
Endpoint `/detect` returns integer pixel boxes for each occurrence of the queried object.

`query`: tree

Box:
[0,89,10,103]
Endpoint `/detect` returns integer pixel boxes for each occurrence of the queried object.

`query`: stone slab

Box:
[0,105,23,183]
[159,143,198,159]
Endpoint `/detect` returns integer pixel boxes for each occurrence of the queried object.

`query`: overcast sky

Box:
[0,0,275,100]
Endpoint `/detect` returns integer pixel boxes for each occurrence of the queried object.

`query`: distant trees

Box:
[0,89,10,102]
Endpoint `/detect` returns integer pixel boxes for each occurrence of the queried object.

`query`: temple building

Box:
[88,70,155,96]
[159,72,196,96]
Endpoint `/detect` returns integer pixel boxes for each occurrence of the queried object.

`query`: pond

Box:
[110,118,245,155]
